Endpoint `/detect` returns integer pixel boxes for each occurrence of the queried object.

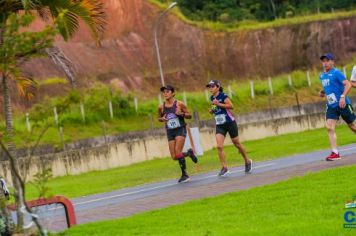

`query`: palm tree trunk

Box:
[0,25,3,45]
[1,74,24,230]
[2,76,14,142]
[1,22,24,230]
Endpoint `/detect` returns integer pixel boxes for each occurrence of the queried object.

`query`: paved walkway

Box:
[32,144,356,231]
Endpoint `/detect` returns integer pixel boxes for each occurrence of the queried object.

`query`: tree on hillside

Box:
[0,122,52,235]
[0,0,106,232]
[0,13,57,233]
[177,0,356,22]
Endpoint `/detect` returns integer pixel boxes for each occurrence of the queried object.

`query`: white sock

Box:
[332,149,338,154]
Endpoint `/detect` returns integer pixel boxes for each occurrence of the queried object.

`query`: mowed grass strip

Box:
[25,124,356,200]
[62,165,356,236]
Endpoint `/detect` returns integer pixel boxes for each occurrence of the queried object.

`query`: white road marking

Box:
[44,163,275,211]
[340,146,356,152]
[74,182,177,206]
[27,147,356,213]
[199,163,275,179]
[73,163,275,206]
[230,163,274,174]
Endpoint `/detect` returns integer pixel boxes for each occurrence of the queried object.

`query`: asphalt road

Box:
[15,144,356,232]
[71,144,356,211]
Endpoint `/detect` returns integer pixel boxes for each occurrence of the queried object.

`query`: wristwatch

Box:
[340,95,345,98]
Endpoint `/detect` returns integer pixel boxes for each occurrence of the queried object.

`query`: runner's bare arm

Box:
[176,101,192,119]
[319,89,325,97]
[342,80,352,96]
[340,80,352,108]
[213,97,233,109]
[157,105,166,122]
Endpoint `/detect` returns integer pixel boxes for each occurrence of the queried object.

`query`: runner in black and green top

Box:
[0,177,10,236]
[158,85,198,183]
[350,65,356,87]
[206,80,252,176]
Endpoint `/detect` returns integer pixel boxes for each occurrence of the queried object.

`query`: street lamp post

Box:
[153,2,177,87]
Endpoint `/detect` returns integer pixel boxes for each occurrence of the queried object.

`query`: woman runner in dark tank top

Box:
[158,85,198,183]
[206,80,252,177]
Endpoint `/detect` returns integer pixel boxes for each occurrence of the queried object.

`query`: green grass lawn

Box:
[25,124,356,200]
[61,164,356,236]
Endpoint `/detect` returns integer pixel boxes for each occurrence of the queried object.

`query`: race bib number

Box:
[215,114,226,125]
[167,118,180,129]
[327,93,337,105]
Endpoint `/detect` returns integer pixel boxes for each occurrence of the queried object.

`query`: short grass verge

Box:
[62,164,356,235]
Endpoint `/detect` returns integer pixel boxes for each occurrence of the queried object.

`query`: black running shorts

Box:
[326,104,356,124]
[216,120,239,138]
[166,126,187,141]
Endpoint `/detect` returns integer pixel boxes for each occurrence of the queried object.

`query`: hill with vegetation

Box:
[1,0,356,147]
[18,0,356,97]
[175,0,355,22]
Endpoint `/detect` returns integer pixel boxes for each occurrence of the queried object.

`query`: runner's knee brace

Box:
[175,153,184,160]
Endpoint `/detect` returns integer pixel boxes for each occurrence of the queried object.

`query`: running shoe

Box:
[326,152,341,161]
[187,148,198,163]
[178,174,191,183]
[218,167,229,177]
[245,159,253,173]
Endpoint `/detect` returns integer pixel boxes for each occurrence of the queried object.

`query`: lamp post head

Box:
[168,2,178,10]
[154,1,178,87]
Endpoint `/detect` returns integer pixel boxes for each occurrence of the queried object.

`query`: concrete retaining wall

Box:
[0,109,327,184]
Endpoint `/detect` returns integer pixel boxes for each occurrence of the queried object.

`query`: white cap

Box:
[351,65,356,82]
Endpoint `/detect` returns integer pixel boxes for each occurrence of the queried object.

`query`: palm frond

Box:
[1,0,106,41]
[0,1,22,23]
[73,0,106,42]
[21,0,39,11]
[36,6,50,21]
[55,9,80,41]
[14,75,37,100]
[42,0,106,42]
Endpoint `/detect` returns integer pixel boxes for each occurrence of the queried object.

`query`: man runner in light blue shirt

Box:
[319,53,356,161]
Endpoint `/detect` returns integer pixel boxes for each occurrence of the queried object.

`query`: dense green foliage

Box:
[0,14,56,99]
[29,85,136,125]
[167,0,356,23]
